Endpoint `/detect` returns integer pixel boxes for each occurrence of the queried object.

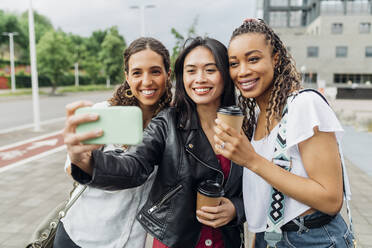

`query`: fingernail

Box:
[89,114,98,120]
[215,119,221,124]
[96,129,103,135]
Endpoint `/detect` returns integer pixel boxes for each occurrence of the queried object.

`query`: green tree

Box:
[19,10,53,43]
[66,33,88,63]
[76,29,108,84]
[86,29,107,54]
[83,55,102,84]
[0,10,27,60]
[99,27,126,84]
[18,10,54,61]
[37,30,72,94]
[170,16,199,77]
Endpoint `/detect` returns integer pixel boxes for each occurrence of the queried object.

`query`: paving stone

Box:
[358,233,372,247]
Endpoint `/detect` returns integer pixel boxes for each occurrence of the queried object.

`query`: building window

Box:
[269,11,288,27]
[336,46,348,58]
[307,46,319,57]
[334,74,372,84]
[331,23,343,34]
[359,22,371,33]
[304,73,317,84]
[366,47,372,57]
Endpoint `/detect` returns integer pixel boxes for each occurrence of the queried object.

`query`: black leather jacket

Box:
[72,107,245,248]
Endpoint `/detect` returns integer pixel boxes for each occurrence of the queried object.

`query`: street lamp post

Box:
[2,32,18,92]
[29,0,41,131]
[130,4,156,37]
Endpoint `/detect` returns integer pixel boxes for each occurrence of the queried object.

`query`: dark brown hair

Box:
[173,37,236,127]
[230,19,302,139]
[109,37,172,116]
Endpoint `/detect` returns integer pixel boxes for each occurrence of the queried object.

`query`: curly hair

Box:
[108,37,172,117]
[230,19,302,140]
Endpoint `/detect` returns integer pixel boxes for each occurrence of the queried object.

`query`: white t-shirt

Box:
[61,101,156,248]
[242,91,351,233]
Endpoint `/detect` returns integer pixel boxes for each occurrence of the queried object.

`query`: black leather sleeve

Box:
[228,196,246,226]
[71,110,169,191]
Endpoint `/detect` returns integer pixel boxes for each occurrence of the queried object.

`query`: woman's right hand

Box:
[63,100,103,175]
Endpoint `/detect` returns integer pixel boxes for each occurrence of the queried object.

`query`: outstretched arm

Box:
[69,109,169,190]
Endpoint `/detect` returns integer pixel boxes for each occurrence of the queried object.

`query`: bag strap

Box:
[264,89,354,247]
[295,89,354,236]
[264,102,291,247]
[61,182,87,218]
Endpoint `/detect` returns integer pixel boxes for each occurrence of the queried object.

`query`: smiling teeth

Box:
[142,90,155,95]
[194,88,210,92]
[241,79,257,86]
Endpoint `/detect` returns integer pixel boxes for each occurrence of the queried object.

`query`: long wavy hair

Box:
[173,37,236,127]
[230,19,302,139]
[108,37,172,117]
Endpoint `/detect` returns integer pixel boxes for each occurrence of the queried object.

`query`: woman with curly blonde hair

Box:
[214,19,354,247]
[54,37,172,248]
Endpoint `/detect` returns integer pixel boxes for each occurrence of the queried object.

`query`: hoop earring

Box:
[124,89,134,98]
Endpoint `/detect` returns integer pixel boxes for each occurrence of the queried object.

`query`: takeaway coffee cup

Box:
[196,180,224,212]
[217,106,244,132]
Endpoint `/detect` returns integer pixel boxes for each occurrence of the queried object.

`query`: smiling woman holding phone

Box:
[54,37,172,248]
[63,37,245,248]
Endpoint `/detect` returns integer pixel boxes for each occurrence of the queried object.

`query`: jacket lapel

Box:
[180,111,224,178]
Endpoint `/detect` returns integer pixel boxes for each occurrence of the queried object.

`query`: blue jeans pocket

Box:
[284,227,336,248]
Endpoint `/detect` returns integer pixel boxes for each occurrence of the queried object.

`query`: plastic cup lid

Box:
[197,180,224,197]
[217,106,243,116]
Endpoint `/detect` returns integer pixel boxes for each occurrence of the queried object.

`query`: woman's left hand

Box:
[213,118,257,169]
[196,197,236,228]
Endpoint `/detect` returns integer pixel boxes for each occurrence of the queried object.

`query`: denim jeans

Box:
[53,222,81,248]
[255,211,355,248]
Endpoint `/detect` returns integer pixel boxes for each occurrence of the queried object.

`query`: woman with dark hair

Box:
[214,19,354,247]
[63,37,245,248]
[54,37,172,248]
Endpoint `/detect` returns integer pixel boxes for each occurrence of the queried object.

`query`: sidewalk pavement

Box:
[0,120,372,247]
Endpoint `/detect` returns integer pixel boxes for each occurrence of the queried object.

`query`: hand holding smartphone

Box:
[75,106,143,145]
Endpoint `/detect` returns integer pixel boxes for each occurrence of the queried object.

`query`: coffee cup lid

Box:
[197,180,224,197]
[217,106,243,116]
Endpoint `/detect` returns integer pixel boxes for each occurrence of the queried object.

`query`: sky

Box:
[0,0,257,50]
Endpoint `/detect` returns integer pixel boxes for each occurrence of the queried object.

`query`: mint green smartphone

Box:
[75,106,143,145]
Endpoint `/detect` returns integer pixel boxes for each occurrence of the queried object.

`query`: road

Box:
[0,91,112,131]
[342,125,372,176]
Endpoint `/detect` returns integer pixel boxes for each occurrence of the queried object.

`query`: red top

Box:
[153,154,231,248]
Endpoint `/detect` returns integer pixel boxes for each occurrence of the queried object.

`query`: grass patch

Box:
[0,89,46,97]
[0,85,115,97]
[56,85,114,93]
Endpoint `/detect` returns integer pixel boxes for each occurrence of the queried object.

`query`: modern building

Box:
[259,0,372,97]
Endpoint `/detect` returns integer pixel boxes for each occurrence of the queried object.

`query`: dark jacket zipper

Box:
[186,148,225,186]
[148,184,183,214]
